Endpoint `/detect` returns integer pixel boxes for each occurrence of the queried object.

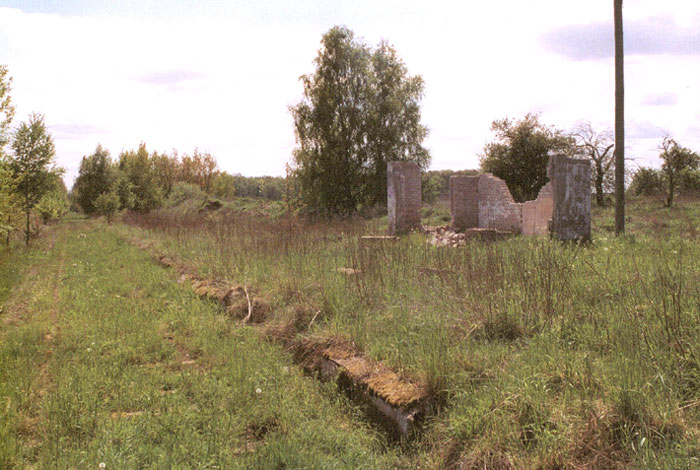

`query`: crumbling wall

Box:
[387,162,422,235]
[548,154,591,241]
[521,182,553,236]
[450,175,479,231]
[477,174,522,232]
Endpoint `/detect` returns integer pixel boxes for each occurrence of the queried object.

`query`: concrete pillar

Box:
[548,154,591,242]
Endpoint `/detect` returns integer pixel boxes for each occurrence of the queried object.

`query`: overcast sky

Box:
[1,0,699,186]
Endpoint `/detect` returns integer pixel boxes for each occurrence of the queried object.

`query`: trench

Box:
[128,237,435,439]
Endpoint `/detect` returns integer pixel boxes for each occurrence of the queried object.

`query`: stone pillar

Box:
[548,154,591,241]
[450,175,479,231]
[387,162,422,235]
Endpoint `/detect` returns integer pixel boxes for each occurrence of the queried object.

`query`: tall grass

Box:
[118,199,700,467]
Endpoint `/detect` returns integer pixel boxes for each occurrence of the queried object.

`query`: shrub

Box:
[94,191,120,224]
[167,181,206,207]
[629,167,664,196]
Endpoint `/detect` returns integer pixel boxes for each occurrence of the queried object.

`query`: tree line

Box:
[72,144,286,222]
[3,23,698,241]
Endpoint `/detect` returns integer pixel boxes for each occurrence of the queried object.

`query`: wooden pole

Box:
[614,0,625,235]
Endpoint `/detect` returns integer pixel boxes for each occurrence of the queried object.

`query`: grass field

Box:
[2,196,700,469]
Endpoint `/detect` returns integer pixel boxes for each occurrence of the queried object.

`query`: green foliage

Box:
[290,26,430,215]
[229,175,286,201]
[0,65,15,152]
[0,161,20,237]
[421,170,478,203]
[480,113,575,202]
[118,143,163,212]
[73,145,116,214]
[679,169,700,195]
[167,181,206,207]
[8,113,60,244]
[630,167,665,196]
[208,171,236,200]
[422,173,445,204]
[93,190,119,223]
[151,150,180,198]
[114,170,136,211]
[659,137,700,207]
[178,149,218,191]
[0,67,18,242]
[35,173,69,223]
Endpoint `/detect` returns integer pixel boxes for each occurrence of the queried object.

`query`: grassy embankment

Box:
[116,196,700,469]
[0,219,405,469]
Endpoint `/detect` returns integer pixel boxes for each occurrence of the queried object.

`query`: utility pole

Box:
[614,0,625,235]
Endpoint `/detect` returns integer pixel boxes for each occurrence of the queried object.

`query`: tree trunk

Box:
[25,207,30,246]
[666,175,674,207]
[614,0,625,234]
[595,168,605,206]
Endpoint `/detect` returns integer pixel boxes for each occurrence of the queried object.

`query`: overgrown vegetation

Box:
[0,220,401,469]
[109,195,700,468]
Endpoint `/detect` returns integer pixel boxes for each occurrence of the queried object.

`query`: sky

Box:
[1,0,699,187]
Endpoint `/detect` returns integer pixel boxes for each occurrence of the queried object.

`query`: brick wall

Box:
[477,174,522,231]
[521,182,553,236]
[450,175,479,231]
[387,162,422,235]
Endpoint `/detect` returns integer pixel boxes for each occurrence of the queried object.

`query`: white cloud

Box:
[0,1,699,187]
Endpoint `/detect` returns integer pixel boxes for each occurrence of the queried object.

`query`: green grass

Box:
[0,220,404,469]
[113,196,700,468]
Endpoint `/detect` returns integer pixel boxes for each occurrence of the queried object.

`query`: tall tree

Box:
[179,149,218,192]
[118,143,163,212]
[614,0,625,234]
[73,144,116,214]
[0,65,15,153]
[9,113,59,245]
[480,113,574,202]
[571,122,615,206]
[0,65,18,243]
[659,137,699,208]
[290,26,430,215]
[365,41,430,206]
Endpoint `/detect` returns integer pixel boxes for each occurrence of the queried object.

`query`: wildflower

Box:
[99,464,106,469]
[255,388,262,394]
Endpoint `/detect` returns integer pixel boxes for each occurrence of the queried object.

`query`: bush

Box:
[630,167,664,196]
[94,191,120,223]
[35,190,69,223]
[680,170,700,195]
[209,172,236,200]
[167,182,206,207]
